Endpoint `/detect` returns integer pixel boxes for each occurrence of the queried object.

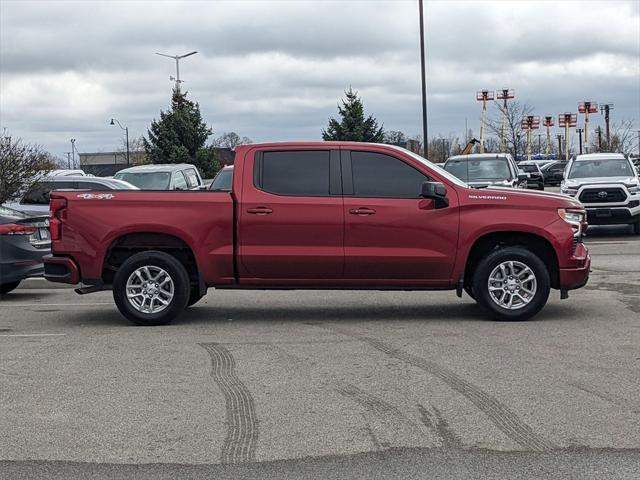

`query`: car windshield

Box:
[114,172,171,189]
[210,169,233,191]
[444,158,512,182]
[568,159,633,179]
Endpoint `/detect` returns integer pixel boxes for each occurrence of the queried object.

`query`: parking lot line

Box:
[0,333,66,337]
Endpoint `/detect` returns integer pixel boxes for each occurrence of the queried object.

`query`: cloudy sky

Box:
[1,0,639,159]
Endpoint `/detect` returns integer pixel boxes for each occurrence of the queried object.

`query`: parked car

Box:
[208,165,233,191]
[3,176,138,216]
[443,153,528,188]
[540,161,568,186]
[517,162,545,190]
[45,142,590,325]
[560,153,640,233]
[114,164,204,190]
[0,206,51,294]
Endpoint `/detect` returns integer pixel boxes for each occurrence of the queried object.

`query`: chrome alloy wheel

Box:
[125,266,174,314]
[487,261,537,310]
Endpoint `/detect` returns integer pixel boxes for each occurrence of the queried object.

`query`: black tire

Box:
[472,246,550,321]
[0,281,21,294]
[113,250,190,326]
[186,287,205,307]
[633,219,640,235]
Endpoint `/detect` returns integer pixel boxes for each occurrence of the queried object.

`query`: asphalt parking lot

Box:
[1,226,639,479]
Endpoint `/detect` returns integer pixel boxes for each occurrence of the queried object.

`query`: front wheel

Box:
[113,251,190,326]
[472,246,550,321]
[632,219,640,235]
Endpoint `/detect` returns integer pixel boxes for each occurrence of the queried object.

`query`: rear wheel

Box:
[472,246,550,321]
[0,281,21,294]
[113,251,190,326]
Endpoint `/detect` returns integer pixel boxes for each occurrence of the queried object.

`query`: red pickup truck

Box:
[44,142,590,325]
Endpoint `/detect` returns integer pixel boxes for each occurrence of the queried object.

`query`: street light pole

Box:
[418,0,428,158]
[70,138,76,168]
[576,128,584,155]
[155,51,198,92]
[110,118,130,165]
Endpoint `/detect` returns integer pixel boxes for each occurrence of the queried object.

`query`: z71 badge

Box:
[76,193,115,200]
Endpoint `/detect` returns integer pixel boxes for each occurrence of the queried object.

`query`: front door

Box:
[342,149,458,282]
[238,148,344,279]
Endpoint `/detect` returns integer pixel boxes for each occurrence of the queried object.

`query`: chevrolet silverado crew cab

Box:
[44,142,590,325]
[561,153,640,234]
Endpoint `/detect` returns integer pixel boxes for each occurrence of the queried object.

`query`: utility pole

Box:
[543,116,554,156]
[600,103,614,149]
[576,127,584,155]
[497,88,514,152]
[556,135,564,159]
[578,101,597,153]
[476,90,494,154]
[65,152,72,169]
[110,119,130,165]
[70,138,76,169]
[155,51,198,92]
[596,126,602,152]
[558,113,577,161]
[418,0,428,158]
[536,133,543,154]
[521,116,540,161]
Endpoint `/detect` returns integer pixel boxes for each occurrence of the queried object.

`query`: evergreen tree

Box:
[322,87,385,142]
[144,88,218,177]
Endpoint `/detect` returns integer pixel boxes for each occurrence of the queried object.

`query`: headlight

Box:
[627,185,639,194]
[558,208,585,237]
[560,186,578,196]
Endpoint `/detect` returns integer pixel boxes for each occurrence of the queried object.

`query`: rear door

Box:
[342,149,458,282]
[238,148,344,279]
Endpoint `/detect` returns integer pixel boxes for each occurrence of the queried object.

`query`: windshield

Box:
[114,172,171,190]
[210,169,233,191]
[403,149,468,187]
[568,159,633,179]
[444,158,512,182]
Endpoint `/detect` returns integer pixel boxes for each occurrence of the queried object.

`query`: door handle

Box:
[349,207,376,216]
[247,207,273,215]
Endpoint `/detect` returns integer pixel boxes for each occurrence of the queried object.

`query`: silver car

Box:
[561,153,640,234]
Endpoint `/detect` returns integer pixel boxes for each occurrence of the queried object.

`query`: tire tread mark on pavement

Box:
[199,343,258,464]
[335,383,407,421]
[316,325,556,452]
[417,404,463,449]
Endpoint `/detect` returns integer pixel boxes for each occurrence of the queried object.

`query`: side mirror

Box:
[420,181,449,209]
[517,172,530,181]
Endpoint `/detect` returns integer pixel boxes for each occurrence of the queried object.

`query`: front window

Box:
[568,159,633,179]
[114,172,171,190]
[350,151,428,198]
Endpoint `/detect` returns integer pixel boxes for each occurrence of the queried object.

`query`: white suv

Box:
[561,153,640,234]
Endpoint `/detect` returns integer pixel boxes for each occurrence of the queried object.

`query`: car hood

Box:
[480,186,583,209]
[564,176,637,187]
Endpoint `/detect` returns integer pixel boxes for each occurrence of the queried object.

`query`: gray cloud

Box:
[1,0,638,158]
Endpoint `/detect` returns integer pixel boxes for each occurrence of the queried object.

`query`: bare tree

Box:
[0,135,56,204]
[384,130,407,145]
[589,119,636,154]
[485,100,535,159]
[213,132,252,149]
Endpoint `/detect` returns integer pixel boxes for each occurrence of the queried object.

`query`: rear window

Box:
[21,181,75,205]
[255,151,330,196]
[520,165,538,173]
[184,169,201,188]
[114,172,171,190]
[210,168,233,191]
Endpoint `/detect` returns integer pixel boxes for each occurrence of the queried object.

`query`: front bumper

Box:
[44,255,81,284]
[559,247,591,290]
[586,206,639,226]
